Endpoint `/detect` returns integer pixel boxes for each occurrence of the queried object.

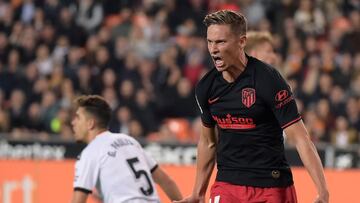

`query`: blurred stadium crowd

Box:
[0,0,359,146]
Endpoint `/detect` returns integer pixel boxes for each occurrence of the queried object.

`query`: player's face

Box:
[251,42,276,65]
[207,24,245,72]
[71,107,90,142]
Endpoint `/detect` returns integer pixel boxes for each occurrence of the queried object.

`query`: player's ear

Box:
[88,118,96,130]
[239,35,246,50]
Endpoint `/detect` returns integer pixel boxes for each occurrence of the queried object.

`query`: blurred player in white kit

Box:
[70,95,182,203]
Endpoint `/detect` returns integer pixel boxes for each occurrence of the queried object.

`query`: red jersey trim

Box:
[217,123,256,129]
[281,116,302,129]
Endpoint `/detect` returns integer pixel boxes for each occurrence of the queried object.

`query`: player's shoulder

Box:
[110,133,144,151]
[117,133,141,145]
[250,56,279,76]
[196,68,218,90]
[195,68,220,100]
[250,56,283,83]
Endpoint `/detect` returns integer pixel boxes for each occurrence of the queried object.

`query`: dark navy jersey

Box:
[195,56,301,187]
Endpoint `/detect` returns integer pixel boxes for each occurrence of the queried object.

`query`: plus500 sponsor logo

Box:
[212,114,256,129]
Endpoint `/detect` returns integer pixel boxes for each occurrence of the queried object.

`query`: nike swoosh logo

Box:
[208,97,219,104]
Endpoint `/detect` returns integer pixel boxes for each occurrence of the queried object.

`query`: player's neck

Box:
[222,53,248,83]
[86,128,107,143]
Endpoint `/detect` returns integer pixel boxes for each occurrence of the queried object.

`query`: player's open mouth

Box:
[212,56,224,67]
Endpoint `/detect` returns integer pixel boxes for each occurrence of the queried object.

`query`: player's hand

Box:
[173,195,205,203]
[313,192,329,203]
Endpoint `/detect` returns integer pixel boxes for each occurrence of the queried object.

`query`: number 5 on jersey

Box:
[126,157,154,196]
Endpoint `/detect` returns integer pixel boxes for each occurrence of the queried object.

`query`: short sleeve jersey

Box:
[195,56,301,187]
[73,131,160,203]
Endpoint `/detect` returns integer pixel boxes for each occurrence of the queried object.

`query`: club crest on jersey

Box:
[242,88,256,108]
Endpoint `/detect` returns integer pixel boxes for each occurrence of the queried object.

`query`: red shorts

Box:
[210,181,297,203]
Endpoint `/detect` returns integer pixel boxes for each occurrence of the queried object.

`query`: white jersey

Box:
[73,131,160,203]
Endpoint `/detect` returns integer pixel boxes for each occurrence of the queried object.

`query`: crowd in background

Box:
[0,0,359,147]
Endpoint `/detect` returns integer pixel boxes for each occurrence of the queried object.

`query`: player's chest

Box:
[208,83,270,129]
[209,85,267,112]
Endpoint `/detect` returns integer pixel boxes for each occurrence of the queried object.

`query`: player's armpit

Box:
[71,190,89,203]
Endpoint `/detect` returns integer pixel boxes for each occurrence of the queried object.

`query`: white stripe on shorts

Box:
[210,195,220,203]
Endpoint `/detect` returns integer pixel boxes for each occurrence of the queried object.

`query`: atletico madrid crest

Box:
[242,88,256,108]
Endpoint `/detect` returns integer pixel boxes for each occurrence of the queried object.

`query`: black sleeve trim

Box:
[201,121,215,128]
[74,187,92,194]
[281,116,302,129]
[150,164,159,173]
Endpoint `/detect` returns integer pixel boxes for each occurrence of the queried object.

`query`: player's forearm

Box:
[159,178,183,201]
[152,166,183,201]
[192,138,216,198]
[295,137,328,195]
[285,122,328,196]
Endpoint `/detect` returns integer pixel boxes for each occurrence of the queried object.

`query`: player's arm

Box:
[284,120,329,203]
[71,190,89,203]
[152,165,182,201]
[262,68,328,202]
[174,125,217,203]
[192,125,217,199]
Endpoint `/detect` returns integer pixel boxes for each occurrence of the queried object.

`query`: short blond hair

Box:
[245,31,273,53]
[203,10,247,36]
